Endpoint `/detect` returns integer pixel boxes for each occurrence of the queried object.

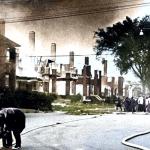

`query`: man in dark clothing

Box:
[0,108,25,149]
[123,97,130,112]
[130,97,136,113]
[115,97,122,111]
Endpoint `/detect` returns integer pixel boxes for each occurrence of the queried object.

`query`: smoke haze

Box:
[0,0,145,76]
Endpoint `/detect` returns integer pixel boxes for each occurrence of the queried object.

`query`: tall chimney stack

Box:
[29,31,35,51]
[118,76,124,97]
[69,51,74,68]
[0,19,5,36]
[85,57,89,65]
[102,58,107,76]
[51,43,56,62]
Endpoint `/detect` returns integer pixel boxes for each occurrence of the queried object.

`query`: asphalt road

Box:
[1,112,150,150]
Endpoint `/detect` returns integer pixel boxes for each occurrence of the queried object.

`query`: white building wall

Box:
[38,82,43,92]
[56,81,66,95]
[76,84,83,95]
[49,79,52,93]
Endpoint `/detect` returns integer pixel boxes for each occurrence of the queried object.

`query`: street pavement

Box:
[1,112,150,150]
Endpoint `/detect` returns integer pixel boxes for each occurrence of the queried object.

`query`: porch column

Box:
[94,70,98,95]
[66,73,70,95]
[52,69,57,93]
[83,66,87,96]
[98,71,102,96]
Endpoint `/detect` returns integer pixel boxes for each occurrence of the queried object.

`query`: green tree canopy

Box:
[94,16,150,92]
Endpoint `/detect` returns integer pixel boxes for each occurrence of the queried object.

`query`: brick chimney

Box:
[118,76,124,96]
[69,51,74,68]
[0,19,5,35]
[102,58,107,76]
[85,57,89,65]
[51,43,56,62]
[29,31,35,51]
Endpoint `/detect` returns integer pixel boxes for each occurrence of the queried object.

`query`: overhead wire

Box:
[0,1,148,59]
[0,53,112,58]
[0,0,141,13]
[2,1,150,23]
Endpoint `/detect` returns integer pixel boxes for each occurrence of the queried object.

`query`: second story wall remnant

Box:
[0,20,20,92]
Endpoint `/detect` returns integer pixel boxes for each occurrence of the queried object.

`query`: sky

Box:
[1,0,150,82]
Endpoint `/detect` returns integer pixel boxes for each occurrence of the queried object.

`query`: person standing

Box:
[143,96,146,112]
[115,97,122,111]
[0,108,26,149]
[130,97,136,113]
[123,97,130,112]
[146,96,150,112]
[138,96,144,111]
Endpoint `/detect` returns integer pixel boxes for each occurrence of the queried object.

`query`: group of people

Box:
[0,108,25,149]
[115,96,150,113]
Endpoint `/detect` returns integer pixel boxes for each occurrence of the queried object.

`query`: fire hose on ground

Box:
[122,130,150,150]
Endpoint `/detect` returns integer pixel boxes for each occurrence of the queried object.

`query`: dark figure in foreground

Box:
[0,108,25,149]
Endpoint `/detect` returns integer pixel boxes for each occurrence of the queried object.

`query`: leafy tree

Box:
[94,16,150,93]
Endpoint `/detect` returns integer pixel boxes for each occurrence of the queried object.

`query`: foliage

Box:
[59,93,82,103]
[69,93,82,103]
[0,89,17,108]
[104,95,118,104]
[94,16,150,91]
[59,95,67,99]
[0,90,57,111]
[48,93,58,101]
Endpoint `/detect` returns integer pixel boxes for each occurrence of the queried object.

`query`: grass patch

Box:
[52,101,115,115]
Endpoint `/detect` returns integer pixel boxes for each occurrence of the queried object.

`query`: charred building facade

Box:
[15,30,124,97]
[0,20,124,97]
[0,20,20,92]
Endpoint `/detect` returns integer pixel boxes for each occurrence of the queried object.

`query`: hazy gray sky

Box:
[1,0,149,80]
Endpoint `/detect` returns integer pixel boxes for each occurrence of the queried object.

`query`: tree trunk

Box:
[142,82,146,95]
